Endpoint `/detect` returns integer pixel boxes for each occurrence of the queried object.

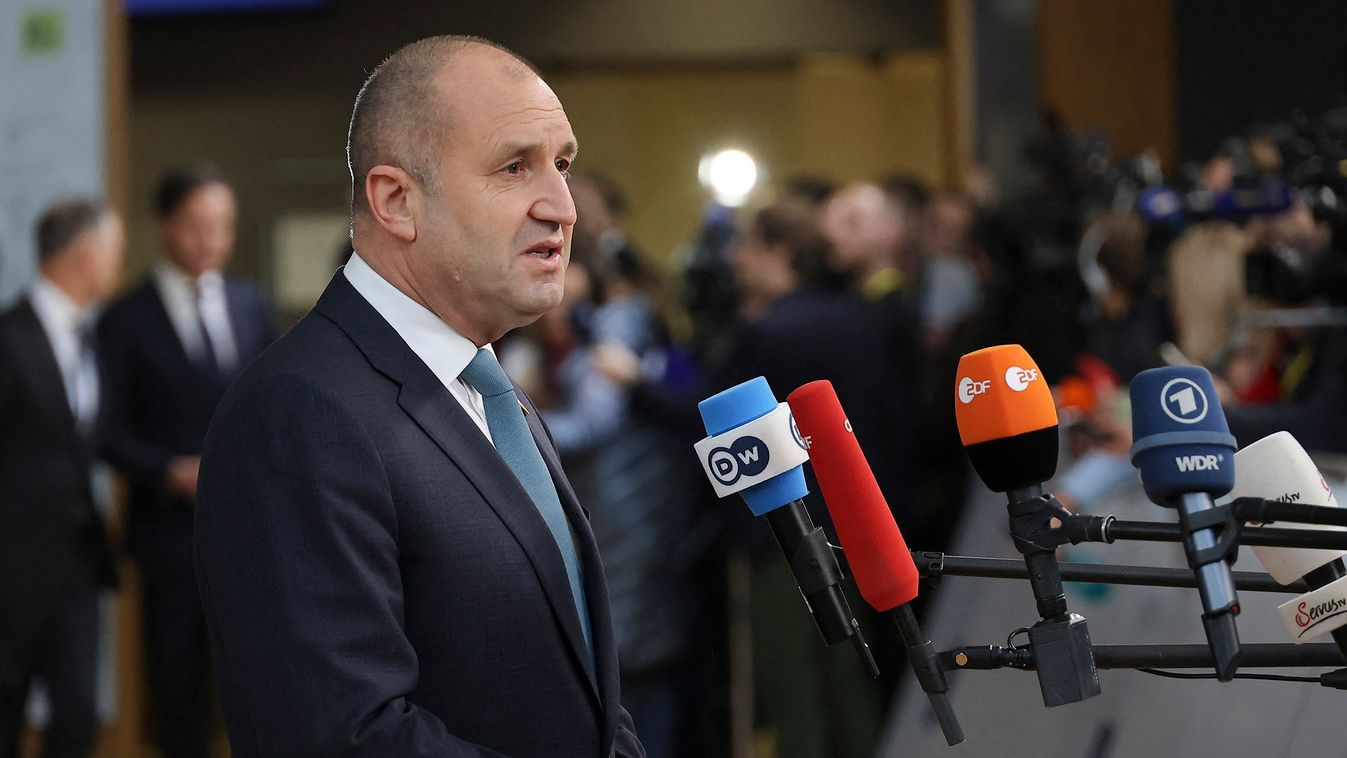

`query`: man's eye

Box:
[556,159,572,177]
[504,162,523,175]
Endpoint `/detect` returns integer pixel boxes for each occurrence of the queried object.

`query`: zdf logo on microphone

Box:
[958,376,991,404]
[1159,378,1209,424]
[1004,365,1039,392]
[707,436,771,486]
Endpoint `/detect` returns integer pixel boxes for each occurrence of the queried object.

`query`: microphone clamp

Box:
[1005,492,1112,552]
[1004,485,1102,705]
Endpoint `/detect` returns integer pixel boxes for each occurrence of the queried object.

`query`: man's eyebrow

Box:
[491,138,579,161]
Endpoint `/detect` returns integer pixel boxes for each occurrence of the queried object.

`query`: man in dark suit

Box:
[0,199,124,758]
[98,167,275,758]
[194,36,644,757]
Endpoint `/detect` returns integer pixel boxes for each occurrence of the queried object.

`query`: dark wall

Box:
[131,0,941,94]
[1176,0,1347,162]
[975,0,1037,194]
[124,1,946,296]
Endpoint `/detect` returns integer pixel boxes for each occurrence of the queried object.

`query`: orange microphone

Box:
[954,345,1059,494]
[954,345,1101,706]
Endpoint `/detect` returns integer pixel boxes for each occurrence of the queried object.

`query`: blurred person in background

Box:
[1223,199,1347,453]
[534,228,708,758]
[910,192,990,550]
[98,165,275,758]
[0,199,123,758]
[1165,220,1275,400]
[1079,211,1173,383]
[917,192,986,354]
[1166,221,1249,370]
[714,198,889,758]
[819,183,916,307]
[537,172,711,758]
[1051,212,1173,513]
[879,173,931,291]
[816,183,919,537]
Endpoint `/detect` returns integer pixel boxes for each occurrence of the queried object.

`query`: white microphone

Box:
[1231,431,1347,647]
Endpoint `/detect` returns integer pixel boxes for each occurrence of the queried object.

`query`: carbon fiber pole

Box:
[911,551,1306,594]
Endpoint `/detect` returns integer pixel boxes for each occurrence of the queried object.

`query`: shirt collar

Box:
[155,259,223,294]
[30,276,86,332]
[342,252,485,388]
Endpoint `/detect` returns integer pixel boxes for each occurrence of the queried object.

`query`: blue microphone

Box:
[698,377,877,673]
[1130,366,1242,680]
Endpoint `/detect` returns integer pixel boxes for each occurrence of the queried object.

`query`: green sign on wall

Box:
[21,8,66,57]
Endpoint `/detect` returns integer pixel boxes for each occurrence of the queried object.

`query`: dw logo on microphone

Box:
[707,436,771,486]
[1159,377,1209,424]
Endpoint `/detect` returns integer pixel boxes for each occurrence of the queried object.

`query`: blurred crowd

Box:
[4,102,1347,757]
[495,106,1347,757]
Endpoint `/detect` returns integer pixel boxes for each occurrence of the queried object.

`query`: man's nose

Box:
[533,168,578,228]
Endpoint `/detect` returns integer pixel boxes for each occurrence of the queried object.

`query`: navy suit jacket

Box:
[98,275,275,530]
[0,298,117,607]
[194,272,645,757]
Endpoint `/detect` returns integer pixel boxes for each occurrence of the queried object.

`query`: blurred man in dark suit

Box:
[194,36,644,756]
[0,198,123,758]
[98,166,275,758]
[715,198,894,758]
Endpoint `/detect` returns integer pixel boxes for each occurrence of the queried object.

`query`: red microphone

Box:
[788,380,964,746]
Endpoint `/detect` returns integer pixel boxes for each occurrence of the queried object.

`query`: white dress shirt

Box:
[30,277,99,425]
[342,252,494,443]
[153,261,239,372]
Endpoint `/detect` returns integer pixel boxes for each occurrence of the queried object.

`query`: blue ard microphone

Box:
[697,377,877,674]
[1130,366,1242,680]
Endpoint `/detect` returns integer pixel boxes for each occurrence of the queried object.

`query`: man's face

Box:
[161,182,236,277]
[410,58,578,343]
[86,213,126,301]
[820,185,903,275]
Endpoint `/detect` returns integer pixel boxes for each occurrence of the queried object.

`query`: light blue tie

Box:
[460,348,593,656]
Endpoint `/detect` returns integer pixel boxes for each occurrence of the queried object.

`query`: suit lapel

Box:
[142,278,233,386]
[223,278,264,368]
[524,400,623,728]
[10,299,78,437]
[142,281,202,375]
[314,273,602,707]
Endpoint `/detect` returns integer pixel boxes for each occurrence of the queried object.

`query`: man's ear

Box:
[364,165,418,243]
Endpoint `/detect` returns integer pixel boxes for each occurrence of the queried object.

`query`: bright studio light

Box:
[699,148,758,207]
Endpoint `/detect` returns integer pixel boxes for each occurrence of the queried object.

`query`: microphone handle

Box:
[1007,485,1068,620]
[1175,492,1242,681]
[1304,560,1347,656]
[889,604,965,746]
[762,501,879,677]
[1176,492,1241,617]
